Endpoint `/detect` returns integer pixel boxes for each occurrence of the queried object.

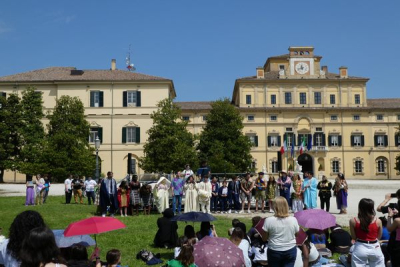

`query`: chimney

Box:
[256,67,264,79]
[111,59,116,71]
[321,66,328,74]
[339,66,348,78]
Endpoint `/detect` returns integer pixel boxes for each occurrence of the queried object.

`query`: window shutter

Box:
[136,91,141,107]
[99,91,104,107]
[254,136,258,147]
[90,91,95,107]
[395,134,399,146]
[298,135,302,146]
[135,127,141,143]
[361,135,365,147]
[374,135,378,147]
[292,134,296,146]
[122,127,126,143]
[278,135,281,146]
[313,133,317,145]
[328,135,332,147]
[308,134,312,146]
[322,134,326,146]
[123,91,127,107]
[98,128,103,144]
[384,135,388,147]
[267,136,271,147]
[338,135,342,147]
[351,135,354,147]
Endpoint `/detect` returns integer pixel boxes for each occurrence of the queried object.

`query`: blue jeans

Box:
[173,195,182,214]
[267,246,297,267]
[211,195,219,212]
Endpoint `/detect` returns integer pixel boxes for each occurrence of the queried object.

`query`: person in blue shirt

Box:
[380,216,390,240]
[197,160,211,182]
[171,173,185,215]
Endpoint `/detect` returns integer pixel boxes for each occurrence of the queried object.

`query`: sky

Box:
[0,1,399,101]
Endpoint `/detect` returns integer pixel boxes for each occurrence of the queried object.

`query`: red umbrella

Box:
[64,217,126,245]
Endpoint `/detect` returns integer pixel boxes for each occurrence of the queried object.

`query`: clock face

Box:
[295,62,309,74]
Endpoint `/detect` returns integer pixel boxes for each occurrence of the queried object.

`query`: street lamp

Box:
[95,136,101,181]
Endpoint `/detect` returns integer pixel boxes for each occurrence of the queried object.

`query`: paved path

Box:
[1,180,399,226]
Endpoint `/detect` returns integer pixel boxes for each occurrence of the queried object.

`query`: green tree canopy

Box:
[43,96,95,181]
[197,98,253,173]
[139,98,198,173]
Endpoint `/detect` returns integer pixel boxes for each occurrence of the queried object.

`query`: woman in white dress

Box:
[184,175,198,213]
[154,177,171,214]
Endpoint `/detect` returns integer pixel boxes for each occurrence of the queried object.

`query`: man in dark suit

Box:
[100,171,119,217]
[228,176,241,213]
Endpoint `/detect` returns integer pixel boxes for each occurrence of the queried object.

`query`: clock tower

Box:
[288,46,319,77]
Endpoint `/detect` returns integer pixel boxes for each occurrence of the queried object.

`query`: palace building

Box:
[1,46,400,182]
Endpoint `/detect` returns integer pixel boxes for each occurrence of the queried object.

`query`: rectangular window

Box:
[248,135,258,147]
[355,161,363,173]
[286,127,293,132]
[279,65,285,71]
[202,115,207,121]
[270,115,277,121]
[90,91,104,107]
[271,136,279,147]
[271,161,278,173]
[182,116,190,121]
[246,95,252,105]
[247,115,255,121]
[353,115,360,121]
[397,115,400,121]
[271,95,276,105]
[330,94,336,105]
[285,92,292,104]
[376,135,386,147]
[332,161,339,173]
[287,134,293,147]
[354,135,362,146]
[315,133,323,146]
[355,94,361,105]
[330,115,338,121]
[316,127,322,132]
[331,135,339,146]
[89,130,98,143]
[1,92,7,98]
[314,92,321,104]
[127,91,137,106]
[123,91,141,107]
[377,114,383,121]
[299,93,307,105]
[377,160,385,173]
[126,127,137,143]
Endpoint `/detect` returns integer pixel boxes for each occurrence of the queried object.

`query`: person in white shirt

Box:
[182,164,194,180]
[64,174,72,204]
[230,227,252,267]
[197,176,212,213]
[84,177,97,205]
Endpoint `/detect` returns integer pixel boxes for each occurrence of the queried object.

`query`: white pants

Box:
[199,201,210,213]
[351,241,385,267]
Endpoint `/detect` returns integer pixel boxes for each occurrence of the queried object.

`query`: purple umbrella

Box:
[294,209,336,230]
[194,236,245,267]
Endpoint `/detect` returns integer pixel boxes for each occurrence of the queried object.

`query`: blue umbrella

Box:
[52,229,96,248]
[171,212,217,222]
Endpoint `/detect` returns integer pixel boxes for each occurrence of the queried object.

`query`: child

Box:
[266,176,277,213]
[210,177,219,213]
[167,245,196,267]
[105,249,121,267]
[218,180,229,213]
[117,181,130,217]
[174,236,189,259]
[140,183,152,215]
[228,218,241,236]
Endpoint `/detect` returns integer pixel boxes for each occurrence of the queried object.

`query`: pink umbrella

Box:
[294,209,336,230]
[194,236,245,267]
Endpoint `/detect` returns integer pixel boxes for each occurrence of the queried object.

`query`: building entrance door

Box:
[297,153,313,174]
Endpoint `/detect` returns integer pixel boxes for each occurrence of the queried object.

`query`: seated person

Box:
[105,249,121,267]
[250,240,268,267]
[174,236,188,259]
[247,216,262,245]
[228,218,240,236]
[167,244,196,267]
[196,221,217,240]
[327,224,352,254]
[306,228,327,249]
[154,208,178,248]
[297,232,330,267]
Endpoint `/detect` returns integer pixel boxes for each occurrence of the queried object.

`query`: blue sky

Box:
[0,1,399,101]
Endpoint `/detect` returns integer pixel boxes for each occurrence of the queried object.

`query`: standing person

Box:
[184,175,198,213]
[140,183,152,215]
[129,176,141,216]
[64,174,72,204]
[25,177,35,206]
[84,176,97,205]
[117,180,130,217]
[155,177,170,214]
[240,172,255,214]
[254,172,266,213]
[262,196,300,267]
[42,174,51,204]
[267,175,277,213]
[171,173,185,215]
[349,198,385,267]
[99,171,119,217]
[196,160,211,182]
[71,175,84,204]
[277,170,292,207]
[317,175,333,212]
[386,202,400,267]
[291,173,303,213]
[218,180,229,213]
[197,176,212,213]
[228,175,241,214]
[334,173,348,214]
[302,171,318,210]
[35,174,45,205]
[182,164,194,180]
[210,176,220,213]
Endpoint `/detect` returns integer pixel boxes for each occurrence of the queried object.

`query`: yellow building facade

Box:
[179,47,400,179]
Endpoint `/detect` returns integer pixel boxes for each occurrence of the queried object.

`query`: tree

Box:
[139,98,198,173]
[0,94,23,182]
[19,87,46,176]
[197,98,253,173]
[43,96,95,181]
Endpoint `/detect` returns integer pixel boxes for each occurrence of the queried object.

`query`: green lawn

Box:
[0,196,251,266]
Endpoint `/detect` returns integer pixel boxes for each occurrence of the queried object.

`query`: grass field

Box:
[0,195,252,266]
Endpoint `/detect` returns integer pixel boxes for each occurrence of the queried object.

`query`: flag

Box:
[291,136,295,158]
[280,133,287,155]
[299,135,305,155]
[307,134,313,151]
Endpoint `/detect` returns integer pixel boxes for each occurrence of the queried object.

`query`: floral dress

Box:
[267,183,276,200]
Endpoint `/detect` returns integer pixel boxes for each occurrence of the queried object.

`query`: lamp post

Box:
[95,136,101,181]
